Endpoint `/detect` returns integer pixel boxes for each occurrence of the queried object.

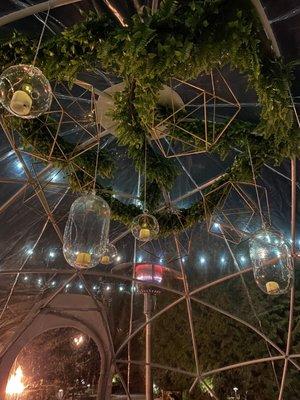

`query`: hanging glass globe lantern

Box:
[249,228,293,295]
[131,213,159,242]
[100,243,118,265]
[63,194,110,270]
[0,64,52,118]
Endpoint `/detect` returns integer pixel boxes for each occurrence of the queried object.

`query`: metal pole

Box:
[144,293,153,400]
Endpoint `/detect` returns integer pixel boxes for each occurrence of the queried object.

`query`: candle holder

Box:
[63,194,110,269]
[0,64,52,118]
[131,213,159,242]
[249,228,293,295]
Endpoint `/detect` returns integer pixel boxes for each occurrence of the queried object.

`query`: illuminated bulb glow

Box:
[75,252,91,267]
[100,255,111,265]
[139,227,151,240]
[6,366,25,395]
[266,281,280,294]
[10,90,32,116]
[73,335,84,347]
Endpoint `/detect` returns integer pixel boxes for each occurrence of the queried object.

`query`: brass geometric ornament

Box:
[150,69,241,158]
[205,181,271,244]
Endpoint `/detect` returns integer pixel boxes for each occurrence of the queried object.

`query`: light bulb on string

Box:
[249,227,293,295]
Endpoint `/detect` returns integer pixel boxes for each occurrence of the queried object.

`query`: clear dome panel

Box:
[0,64,52,118]
[63,194,110,269]
[249,228,293,295]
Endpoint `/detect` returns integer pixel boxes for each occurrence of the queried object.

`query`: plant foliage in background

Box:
[152,268,300,399]
[0,0,299,235]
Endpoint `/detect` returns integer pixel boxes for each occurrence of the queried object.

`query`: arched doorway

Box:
[0,294,114,400]
[5,327,101,399]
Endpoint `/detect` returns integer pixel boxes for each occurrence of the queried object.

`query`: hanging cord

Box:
[127,237,138,391]
[93,138,101,192]
[32,1,51,66]
[247,141,265,228]
[93,89,102,193]
[143,135,147,212]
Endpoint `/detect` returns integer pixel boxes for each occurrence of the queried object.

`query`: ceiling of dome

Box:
[0,1,299,399]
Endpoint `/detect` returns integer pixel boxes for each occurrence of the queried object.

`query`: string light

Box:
[49,251,55,258]
[26,248,33,256]
[16,161,23,170]
[73,334,85,347]
[200,256,206,265]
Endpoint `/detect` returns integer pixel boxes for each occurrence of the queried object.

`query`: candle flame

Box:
[6,366,25,395]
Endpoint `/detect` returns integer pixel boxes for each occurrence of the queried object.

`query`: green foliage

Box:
[1,0,299,236]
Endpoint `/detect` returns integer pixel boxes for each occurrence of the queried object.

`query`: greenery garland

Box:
[1,0,299,236]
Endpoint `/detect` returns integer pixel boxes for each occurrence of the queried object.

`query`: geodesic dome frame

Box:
[0,1,299,400]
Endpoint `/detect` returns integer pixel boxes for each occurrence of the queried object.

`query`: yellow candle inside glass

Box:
[139,227,150,239]
[266,281,279,294]
[10,90,32,116]
[76,252,91,267]
[100,255,110,265]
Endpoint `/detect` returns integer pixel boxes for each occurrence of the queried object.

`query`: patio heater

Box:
[135,263,165,400]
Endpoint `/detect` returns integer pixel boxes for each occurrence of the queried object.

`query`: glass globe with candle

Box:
[100,243,118,265]
[0,64,52,118]
[131,213,159,242]
[249,228,293,295]
[63,194,110,270]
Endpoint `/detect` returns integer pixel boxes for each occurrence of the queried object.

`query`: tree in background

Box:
[15,328,100,399]
[151,264,300,400]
